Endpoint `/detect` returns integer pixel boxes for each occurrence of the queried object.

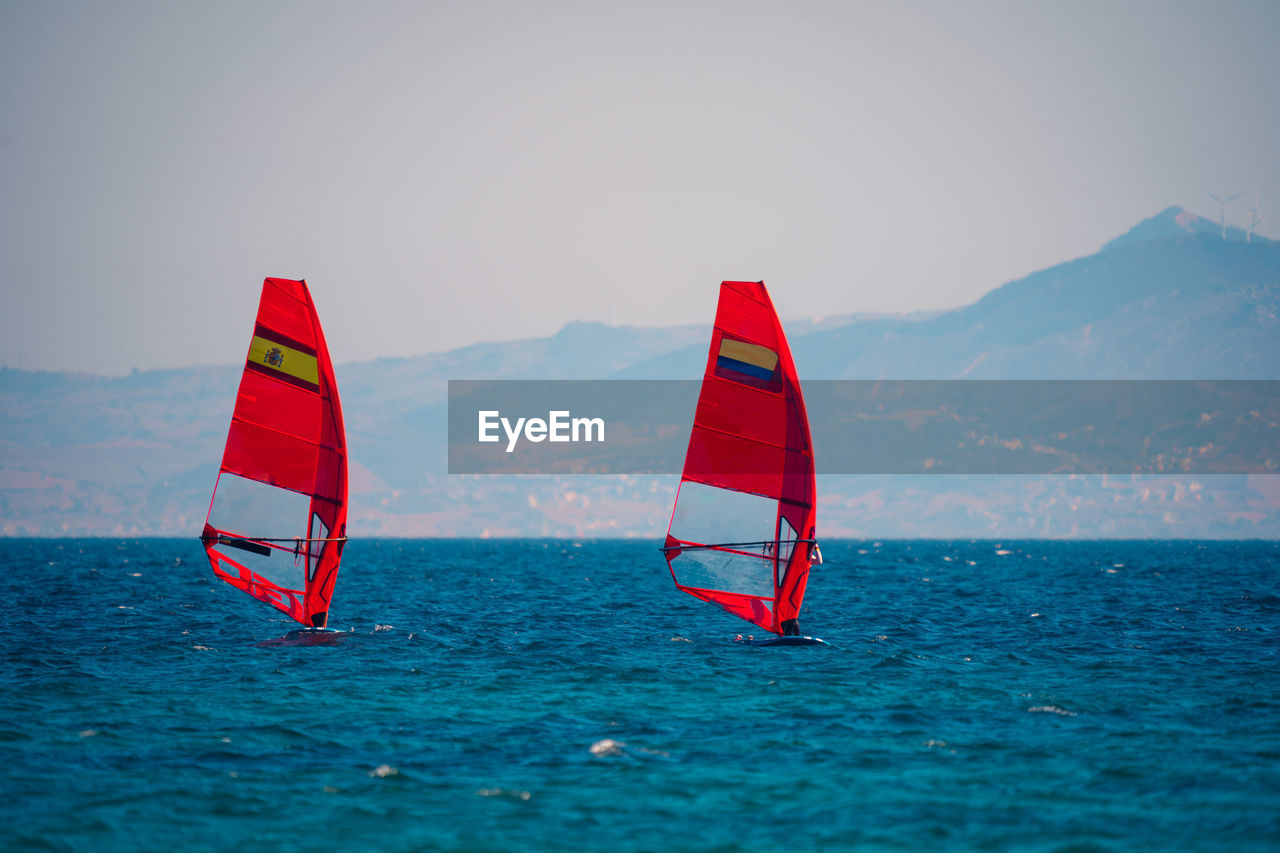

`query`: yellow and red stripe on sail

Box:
[245,325,320,392]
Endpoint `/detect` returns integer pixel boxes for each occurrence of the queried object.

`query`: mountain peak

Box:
[1102,205,1274,252]
[1101,206,1205,252]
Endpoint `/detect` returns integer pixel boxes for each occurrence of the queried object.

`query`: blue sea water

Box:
[1,538,1277,852]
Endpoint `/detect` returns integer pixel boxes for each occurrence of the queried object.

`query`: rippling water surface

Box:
[2,538,1277,851]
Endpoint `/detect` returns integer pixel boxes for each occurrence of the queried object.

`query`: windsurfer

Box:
[780,619,800,636]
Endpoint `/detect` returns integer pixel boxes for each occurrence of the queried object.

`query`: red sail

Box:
[201,278,348,628]
[663,281,817,634]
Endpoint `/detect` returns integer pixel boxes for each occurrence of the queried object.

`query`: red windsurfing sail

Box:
[663,281,819,635]
[201,278,348,628]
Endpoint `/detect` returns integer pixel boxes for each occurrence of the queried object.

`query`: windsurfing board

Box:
[738,635,828,647]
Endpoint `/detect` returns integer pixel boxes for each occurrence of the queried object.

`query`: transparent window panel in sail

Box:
[671,548,775,599]
[307,513,329,582]
[777,517,798,586]
[208,472,310,593]
[669,481,778,598]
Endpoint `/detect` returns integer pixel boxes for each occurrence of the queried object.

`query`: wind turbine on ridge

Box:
[1205,190,1244,240]
[1244,190,1268,243]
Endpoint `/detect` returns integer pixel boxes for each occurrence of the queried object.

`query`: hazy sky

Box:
[2,0,1278,374]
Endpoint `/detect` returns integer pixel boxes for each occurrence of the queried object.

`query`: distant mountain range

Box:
[621,206,1280,381]
[1,206,1277,537]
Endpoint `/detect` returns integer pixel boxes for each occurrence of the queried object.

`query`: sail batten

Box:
[689,423,790,451]
[663,281,817,635]
[227,415,333,450]
[202,278,349,628]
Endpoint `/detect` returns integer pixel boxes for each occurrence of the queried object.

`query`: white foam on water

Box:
[590,738,624,757]
[477,788,531,800]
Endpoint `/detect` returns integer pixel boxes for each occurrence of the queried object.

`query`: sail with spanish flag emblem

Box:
[201,278,348,628]
[662,281,824,645]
